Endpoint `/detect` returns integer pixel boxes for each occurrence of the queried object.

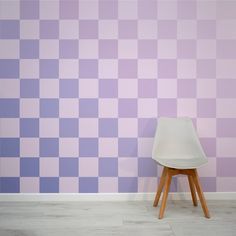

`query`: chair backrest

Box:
[152,117,207,162]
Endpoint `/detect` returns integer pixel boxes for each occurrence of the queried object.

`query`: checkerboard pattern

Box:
[1,0,236,193]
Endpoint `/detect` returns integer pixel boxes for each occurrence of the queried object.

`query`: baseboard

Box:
[0,192,235,202]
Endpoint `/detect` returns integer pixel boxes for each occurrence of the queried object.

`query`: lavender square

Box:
[118,138,137,157]
[79,99,98,118]
[200,177,216,192]
[119,20,137,39]
[0,99,19,118]
[0,20,19,39]
[20,158,39,177]
[158,99,177,117]
[40,20,59,39]
[138,40,157,58]
[217,80,236,98]
[20,118,39,137]
[99,40,118,59]
[200,138,216,157]
[138,158,157,177]
[79,20,98,39]
[59,0,79,19]
[138,118,157,137]
[59,40,78,59]
[79,138,98,157]
[177,80,196,98]
[40,177,59,193]
[217,118,236,137]
[177,0,196,19]
[118,99,137,118]
[79,60,98,78]
[99,0,118,19]
[20,79,39,98]
[20,0,39,19]
[118,59,137,79]
[59,158,78,177]
[99,158,118,177]
[60,79,78,98]
[158,59,177,79]
[177,40,196,58]
[0,178,19,193]
[118,177,137,193]
[40,99,59,117]
[138,79,157,98]
[197,99,216,118]
[0,138,19,157]
[40,59,59,78]
[99,79,118,98]
[197,20,216,39]
[0,60,19,78]
[197,59,216,79]
[158,20,177,39]
[20,40,39,59]
[217,158,236,177]
[99,118,118,137]
[138,0,157,19]
[40,138,59,157]
[59,118,78,137]
[79,177,98,193]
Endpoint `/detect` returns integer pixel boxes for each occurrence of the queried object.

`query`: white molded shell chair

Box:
[152,117,210,219]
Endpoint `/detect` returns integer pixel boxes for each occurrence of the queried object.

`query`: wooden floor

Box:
[0,200,236,236]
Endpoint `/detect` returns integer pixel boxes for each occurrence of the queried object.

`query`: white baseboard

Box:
[0,192,235,202]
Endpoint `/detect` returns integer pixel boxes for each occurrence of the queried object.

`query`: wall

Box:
[0,0,236,193]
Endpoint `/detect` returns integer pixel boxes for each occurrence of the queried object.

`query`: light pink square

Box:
[118,79,137,98]
[60,177,79,193]
[157,79,177,98]
[20,138,39,157]
[79,0,98,19]
[40,158,59,177]
[79,158,98,177]
[40,118,59,137]
[98,177,118,193]
[59,99,78,118]
[0,158,19,177]
[216,60,236,79]
[60,21,79,39]
[217,138,236,157]
[197,40,216,59]
[177,20,196,39]
[197,118,216,138]
[118,40,137,58]
[99,138,118,157]
[20,177,39,193]
[138,138,153,158]
[138,99,157,118]
[59,60,78,79]
[217,99,236,118]
[198,158,216,177]
[177,60,196,79]
[40,40,59,59]
[138,21,157,39]
[99,59,118,79]
[217,20,236,39]
[177,176,189,192]
[99,20,118,39]
[20,99,39,118]
[197,80,216,98]
[79,118,98,137]
[177,99,197,118]
[0,0,19,19]
[0,40,19,59]
[118,0,137,19]
[0,79,19,98]
[138,177,157,193]
[157,40,177,59]
[118,118,137,137]
[99,99,118,118]
[20,59,39,78]
[217,177,236,192]
[0,118,19,137]
[79,40,98,59]
[40,0,59,19]
[40,79,59,98]
[20,21,39,39]
[59,138,79,157]
[138,59,157,78]
[157,1,177,19]
[79,79,98,98]
[118,158,137,177]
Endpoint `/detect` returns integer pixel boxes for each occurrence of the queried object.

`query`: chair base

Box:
[153,167,210,219]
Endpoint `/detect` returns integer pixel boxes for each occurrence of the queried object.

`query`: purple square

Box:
[0,99,19,118]
[177,79,196,98]
[59,158,78,177]
[20,40,39,59]
[99,118,118,137]
[217,40,236,59]
[40,138,59,157]
[20,79,39,98]
[199,138,216,157]
[20,0,39,19]
[158,59,177,79]
[0,60,19,78]
[197,99,216,118]
[20,158,39,177]
[79,99,98,118]
[138,118,157,137]
[158,99,177,117]
[119,99,137,118]
[59,40,78,59]
[59,118,78,137]
[217,118,236,137]
[199,177,216,192]
[119,20,137,39]
[217,158,236,177]
[177,0,196,19]
[197,60,216,79]
[60,79,78,98]
[118,60,137,79]
[197,20,216,39]
[59,0,79,19]
[99,0,118,19]
[138,158,157,177]
[217,79,236,98]
[138,0,157,19]
[79,20,98,39]
[177,40,196,58]
[79,177,98,193]
[99,158,118,177]
[40,177,59,193]
[40,20,59,39]
[99,40,118,59]
[0,21,19,39]
[0,178,19,193]
[138,40,157,58]
[119,138,137,157]
[99,79,118,98]
[40,60,59,78]
[40,99,59,117]
[138,79,157,98]
[79,138,98,157]
[79,60,98,78]
[20,118,39,137]
[158,20,177,39]
[0,138,19,157]
[118,177,137,193]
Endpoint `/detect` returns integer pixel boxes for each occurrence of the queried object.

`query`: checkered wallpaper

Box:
[0,0,236,193]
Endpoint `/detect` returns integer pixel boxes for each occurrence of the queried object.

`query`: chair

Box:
[152,117,210,219]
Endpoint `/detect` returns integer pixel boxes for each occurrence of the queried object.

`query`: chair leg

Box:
[192,169,210,218]
[188,175,198,206]
[153,167,167,207]
[159,169,172,219]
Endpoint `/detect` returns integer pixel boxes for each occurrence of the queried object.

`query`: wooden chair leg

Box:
[192,169,210,218]
[188,175,198,206]
[159,169,172,219]
[153,167,167,207]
